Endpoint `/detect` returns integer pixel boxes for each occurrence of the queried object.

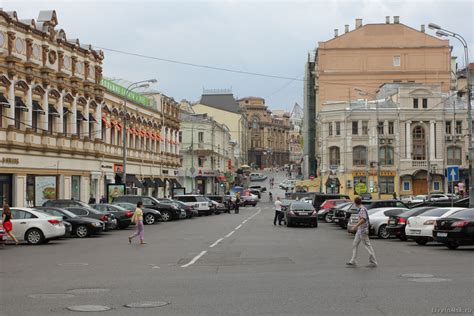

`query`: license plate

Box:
[410,230,421,235]
[437,232,448,237]
[298,212,309,215]
[334,219,339,223]
[388,220,395,225]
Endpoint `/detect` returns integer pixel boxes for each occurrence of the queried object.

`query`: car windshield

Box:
[110,205,127,212]
[116,203,134,210]
[400,207,432,217]
[196,196,207,202]
[445,209,474,219]
[291,203,314,211]
[420,208,452,217]
[282,200,293,206]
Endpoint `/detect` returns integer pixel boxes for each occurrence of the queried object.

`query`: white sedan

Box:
[2,208,66,245]
[405,207,465,245]
[347,207,408,239]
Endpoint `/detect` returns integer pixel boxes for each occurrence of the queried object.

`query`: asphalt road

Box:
[1,171,473,315]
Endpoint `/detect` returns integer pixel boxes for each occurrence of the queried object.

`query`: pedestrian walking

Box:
[235,193,241,214]
[100,195,107,203]
[273,197,283,226]
[2,204,19,245]
[347,197,377,268]
[128,202,146,245]
[88,194,96,204]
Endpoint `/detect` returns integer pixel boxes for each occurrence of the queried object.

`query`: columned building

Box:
[0,10,180,206]
[238,97,290,169]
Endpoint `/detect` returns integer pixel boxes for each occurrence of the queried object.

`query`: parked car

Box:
[179,208,187,219]
[326,202,352,223]
[405,207,465,245]
[331,203,356,227]
[249,185,267,192]
[64,206,117,231]
[248,189,261,199]
[400,195,413,204]
[1,207,65,245]
[312,193,351,211]
[174,195,212,216]
[0,222,5,246]
[386,207,435,240]
[112,195,180,222]
[427,193,451,202]
[317,199,351,222]
[90,204,133,229]
[347,207,408,239]
[360,192,372,200]
[433,208,474,249]
[279,179,297,190]
[206,195,229,214]
[285,202,318,227]
[250,173,267,182]
[35,207,104,238]
[241,192,259,207]
[43,199,92,208]
[172,200,198,218]
[410,195,428,204]
[111,201,163,224]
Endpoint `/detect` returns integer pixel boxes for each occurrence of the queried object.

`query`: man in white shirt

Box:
[274,197,283,226]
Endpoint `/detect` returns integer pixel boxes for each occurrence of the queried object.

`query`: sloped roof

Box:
[198,93,241,113]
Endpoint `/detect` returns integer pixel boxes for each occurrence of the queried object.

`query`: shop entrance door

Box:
[0,174,13,205]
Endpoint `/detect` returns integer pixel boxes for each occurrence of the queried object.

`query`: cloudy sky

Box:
[3,0,473,111]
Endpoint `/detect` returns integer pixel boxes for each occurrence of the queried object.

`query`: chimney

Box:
[386,16,390,24]
[345,24,349,33]
[334,29,338,37]
[421,24,425,32]
[355,18,363,28]
[393,16,400,24]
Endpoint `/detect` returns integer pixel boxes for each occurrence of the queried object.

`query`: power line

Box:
[93,45,305,82]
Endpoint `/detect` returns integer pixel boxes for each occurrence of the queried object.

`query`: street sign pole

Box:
[451,180,454,208]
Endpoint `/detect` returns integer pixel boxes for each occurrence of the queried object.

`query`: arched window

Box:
[379,146,394,165]
[353,146,367,166]
[329,146,340,166]
[252,117,259,129]
[447,146,462,165]
[412,126,425,160]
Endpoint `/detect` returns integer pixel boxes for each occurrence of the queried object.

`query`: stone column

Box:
[71,96,77,135]
[58,92,64,134]
[42,88,49,131]
[7,78,15,126]
[406,121,412,159]
[95,102,102,139]
[84,98,90,137]
[430,120,436,160]
[26,84,32,128]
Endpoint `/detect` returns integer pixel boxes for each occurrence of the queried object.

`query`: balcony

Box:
[412,160,427,168]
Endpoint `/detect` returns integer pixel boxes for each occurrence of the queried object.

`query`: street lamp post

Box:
[429,23,472,207]
[121,79,157,192]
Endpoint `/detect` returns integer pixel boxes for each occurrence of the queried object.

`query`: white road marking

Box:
[235,224,242,230]
[225,231,235,238]
[209,238,224,248]
[181,250,208,268]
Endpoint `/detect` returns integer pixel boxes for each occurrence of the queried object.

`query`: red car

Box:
[318,199,351,222]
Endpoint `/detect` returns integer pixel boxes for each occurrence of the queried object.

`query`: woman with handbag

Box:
[2,204,18,245]
[128,202,146,245]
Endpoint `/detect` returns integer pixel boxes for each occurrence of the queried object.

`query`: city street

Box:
[1,175,473,315]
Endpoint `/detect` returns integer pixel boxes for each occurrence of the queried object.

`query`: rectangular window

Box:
[179,131,182,143]
[15,107,21,129]
[336,122,341,136]
[89,121,94,139]
[455,121,462,134]
[413,99,419,109]
[433,181,440,191]
[422,98,428,109]
[379,176,395,194]
[328,123,333,136]
[377,122,384,135]
[71,176,81,201]
[388,121,394,135]
[362,121,368,135]
[63,115,68,135]
[393,56,401,67]
[198,156,205,167]
[48,115,54,134]
[352,121,358,135]
[403,181,410,191]
[445,121,452,134]
[76,119,81,138]
[198,131,204,143]
[32,111,39,132]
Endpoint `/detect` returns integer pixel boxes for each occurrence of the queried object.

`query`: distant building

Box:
[289,103,303,166]
[238,97,290,168]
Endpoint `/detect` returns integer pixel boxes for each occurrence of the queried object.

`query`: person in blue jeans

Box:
[346,197,377,268]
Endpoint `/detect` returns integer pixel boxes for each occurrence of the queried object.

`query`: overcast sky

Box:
[3,0,473,111]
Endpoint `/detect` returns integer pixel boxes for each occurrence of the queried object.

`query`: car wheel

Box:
[75,225,89,238]
[144,213,156,225]
[377,225,390,239]
[446,242,459,250]
[252,204,256,207]
[25,228,45,245]
[313,222,318,228]
[415,239,428,245]
[324,214,332,223]
[161,211,171,222]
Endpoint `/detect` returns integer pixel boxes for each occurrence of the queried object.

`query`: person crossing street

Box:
[273,196,283,226]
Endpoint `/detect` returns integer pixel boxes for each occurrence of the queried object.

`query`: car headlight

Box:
[92,222,102,227]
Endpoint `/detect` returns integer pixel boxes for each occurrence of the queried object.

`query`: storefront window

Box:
[71,176,81,201]
[379,176,395,194]
[26,176,35,207]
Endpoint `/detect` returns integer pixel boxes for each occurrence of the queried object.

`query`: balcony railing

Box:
[412,160,427,167]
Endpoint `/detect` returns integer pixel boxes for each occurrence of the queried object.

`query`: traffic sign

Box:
[447,166,459,182]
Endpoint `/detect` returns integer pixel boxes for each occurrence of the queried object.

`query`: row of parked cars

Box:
[0,192,261,245]
[322,197,474,250]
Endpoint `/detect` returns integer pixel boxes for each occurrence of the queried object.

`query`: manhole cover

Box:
[67,305,111,312]
[408,278,451,283]
[67,288,110,294]
[124,301,169,308]
[401,273,434,278]
[28,293,75,299]
[57,263,89,266]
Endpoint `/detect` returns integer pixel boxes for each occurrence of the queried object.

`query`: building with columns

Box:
[238,97,290,169]
[0,10,180,206]
[316,83,470,199]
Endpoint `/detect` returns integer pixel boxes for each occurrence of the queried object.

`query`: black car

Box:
[35,207,104,238]
[249,185,267,193]
[112,195,180,222]
[90,204,133,229]
[64,206,117,231]
[285,202,318,227]
[433,208,474,249]
[206,195,231,213]
[157,198,197,218]
[111,202,163,225]
[43,199,91,208]
[386,207,435,240]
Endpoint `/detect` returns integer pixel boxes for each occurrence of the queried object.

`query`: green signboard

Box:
[355,182,367,194]
[101,78,151,107]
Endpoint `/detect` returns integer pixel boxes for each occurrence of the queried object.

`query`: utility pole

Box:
[375,99,381,199]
